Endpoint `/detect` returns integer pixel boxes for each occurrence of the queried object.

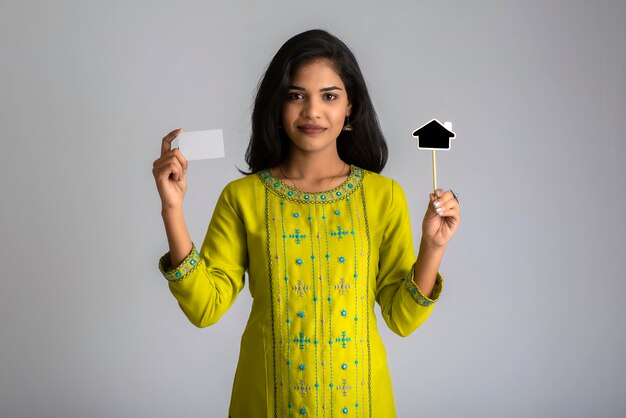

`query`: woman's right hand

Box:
[152,129,189,211]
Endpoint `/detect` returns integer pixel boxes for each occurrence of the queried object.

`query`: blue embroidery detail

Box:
[258,166,363,204]
[297,311,305,318]
[289,230,307,244]
[325,253,330,259]
[342,407,349,414]
[334,210,341,215]
[159,243,202,283]
[298,364,306,371]
[330,226,349,240]
[294,332,311,349]
[338,256,345,263]
[403,275,442,306]
[296,258,303,265]
[341,363,348,370]
[340,309,347,317]
[300,407,307,414]
[336,331,351,348]
[293,212,299,218]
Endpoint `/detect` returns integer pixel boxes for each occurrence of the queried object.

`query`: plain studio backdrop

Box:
[1,1,625,417]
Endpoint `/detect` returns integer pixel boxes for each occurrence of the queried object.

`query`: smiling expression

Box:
[281,59,352,156]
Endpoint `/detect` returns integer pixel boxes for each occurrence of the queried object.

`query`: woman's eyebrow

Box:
[287,85,343,92]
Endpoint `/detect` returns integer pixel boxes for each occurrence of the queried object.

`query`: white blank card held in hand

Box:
[172,129,225,160]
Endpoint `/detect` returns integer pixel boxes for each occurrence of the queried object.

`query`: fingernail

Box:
[434,200,440,208]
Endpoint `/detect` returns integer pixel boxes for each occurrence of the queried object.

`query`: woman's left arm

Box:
[413,188,461,297]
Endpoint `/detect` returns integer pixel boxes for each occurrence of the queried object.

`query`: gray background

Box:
[1,0,625,417]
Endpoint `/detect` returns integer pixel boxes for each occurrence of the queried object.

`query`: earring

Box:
[342,116,353,132]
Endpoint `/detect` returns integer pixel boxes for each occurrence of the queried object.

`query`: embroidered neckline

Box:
[258,165,364,204]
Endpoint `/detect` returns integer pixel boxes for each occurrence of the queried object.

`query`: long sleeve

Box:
[375,180,443,337]
[158,182,248,328]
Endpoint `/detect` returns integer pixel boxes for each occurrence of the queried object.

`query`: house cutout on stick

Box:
[412,119,455,150]
[411,119,456,191]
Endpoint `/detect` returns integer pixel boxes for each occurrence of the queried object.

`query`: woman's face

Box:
[281,59,352,156]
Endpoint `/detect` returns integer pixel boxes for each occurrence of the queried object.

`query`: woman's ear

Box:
[346,102,352,117]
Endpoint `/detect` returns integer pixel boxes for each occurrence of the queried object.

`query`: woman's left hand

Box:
[422,188,461,248]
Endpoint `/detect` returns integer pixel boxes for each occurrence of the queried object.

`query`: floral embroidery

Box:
[258,165,364,204]
[158,243,201,283]
[403,272,444,306]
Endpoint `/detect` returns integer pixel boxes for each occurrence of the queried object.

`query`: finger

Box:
[161,128,184,157]
[432,191,455,210]
[155,148,188,172]
[435,188,445,198]
[436,204,460,222]
[434,197,458,216]
[171,148,189,173]
[154,155,185,182]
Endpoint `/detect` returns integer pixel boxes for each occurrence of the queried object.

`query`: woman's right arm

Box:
[152,129,248,328]
[152,128,192,267]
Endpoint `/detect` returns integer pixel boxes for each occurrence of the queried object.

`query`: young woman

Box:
[153,29,460,417]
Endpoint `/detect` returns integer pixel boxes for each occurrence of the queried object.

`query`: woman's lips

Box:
[298,125,326,135]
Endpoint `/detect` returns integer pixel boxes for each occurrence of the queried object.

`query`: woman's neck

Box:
[273,150,349,192]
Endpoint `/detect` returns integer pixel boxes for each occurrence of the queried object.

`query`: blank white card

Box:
[172,129,225,161]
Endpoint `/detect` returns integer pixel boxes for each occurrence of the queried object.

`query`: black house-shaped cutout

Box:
[412,119,455,150]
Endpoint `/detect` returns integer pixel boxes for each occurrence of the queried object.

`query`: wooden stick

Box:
[432,150,438,192]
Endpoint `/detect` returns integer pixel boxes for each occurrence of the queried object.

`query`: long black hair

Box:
[242,29,388,174]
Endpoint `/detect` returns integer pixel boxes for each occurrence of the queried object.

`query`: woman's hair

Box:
[242,29,388,174]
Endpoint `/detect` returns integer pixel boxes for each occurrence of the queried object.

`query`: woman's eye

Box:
[287,92,304,101]
[323,93,338,101]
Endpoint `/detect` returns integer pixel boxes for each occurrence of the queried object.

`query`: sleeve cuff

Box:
[158,243,203,283]
[403,271,443,307]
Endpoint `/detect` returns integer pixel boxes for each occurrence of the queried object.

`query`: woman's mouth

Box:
[298,124,327,135]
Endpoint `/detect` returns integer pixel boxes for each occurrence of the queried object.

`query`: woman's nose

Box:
[301,98,321,119]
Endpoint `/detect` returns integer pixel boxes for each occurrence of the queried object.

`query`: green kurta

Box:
[159,166,443,417]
